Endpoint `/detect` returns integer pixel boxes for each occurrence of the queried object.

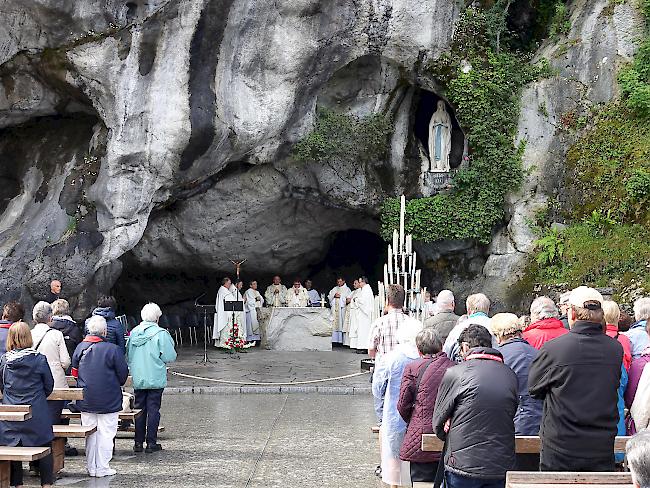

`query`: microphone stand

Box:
[195,294,215,365]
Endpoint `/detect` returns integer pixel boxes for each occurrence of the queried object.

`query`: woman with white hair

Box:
[522,296,567,350]
[626,297,650,359]
[71,315,128,477]
[126,303,176,454]
[31,301,70,424]
[372,319,423,488]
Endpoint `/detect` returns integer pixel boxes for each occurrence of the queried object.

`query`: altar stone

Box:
[258,307,332,351]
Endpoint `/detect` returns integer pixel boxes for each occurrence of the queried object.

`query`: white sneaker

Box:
[88,471,96,477]
[95,469,117,477]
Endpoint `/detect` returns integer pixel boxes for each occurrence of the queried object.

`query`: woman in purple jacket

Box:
[397,328,454,487]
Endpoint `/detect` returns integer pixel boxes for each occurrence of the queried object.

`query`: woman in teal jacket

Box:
[126,303,177,454]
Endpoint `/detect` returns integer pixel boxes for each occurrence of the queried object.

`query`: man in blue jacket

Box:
[126,302,177,453]
[85,296,126,353]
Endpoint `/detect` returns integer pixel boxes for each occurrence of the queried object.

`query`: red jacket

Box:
[606,324,632,371]
[397,353,454,463]
[523,317,568,350]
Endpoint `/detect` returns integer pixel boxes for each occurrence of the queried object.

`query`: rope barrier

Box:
[169,369,369,386]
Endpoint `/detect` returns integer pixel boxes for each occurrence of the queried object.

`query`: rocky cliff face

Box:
[0,0,645,314]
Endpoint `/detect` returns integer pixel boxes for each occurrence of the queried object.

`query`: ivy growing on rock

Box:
[381,6,549,244]
[293,108,393,167]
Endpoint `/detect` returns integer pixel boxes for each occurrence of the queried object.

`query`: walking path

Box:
[40,395,379,487]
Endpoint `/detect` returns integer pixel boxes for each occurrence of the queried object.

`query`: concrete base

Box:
[259,307,332,351]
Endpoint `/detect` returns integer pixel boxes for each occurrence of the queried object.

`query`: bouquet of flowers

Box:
[224,322,247,351]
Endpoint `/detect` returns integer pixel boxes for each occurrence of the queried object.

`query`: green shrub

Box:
[619,38,650,117]
[566,103,650,225]
[548,2,572,39]
[293,108,393,166]
[534,222,650,291]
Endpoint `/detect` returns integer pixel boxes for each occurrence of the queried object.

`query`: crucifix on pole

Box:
[229,259,247,280]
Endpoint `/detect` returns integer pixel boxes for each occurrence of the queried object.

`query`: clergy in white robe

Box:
[343,280,360,346]
[244,280,264,341]
[265,275,288,307]
[213,278,234,345]
[285,280,310,307]
[328,277,352,344]
[349,277,375,351]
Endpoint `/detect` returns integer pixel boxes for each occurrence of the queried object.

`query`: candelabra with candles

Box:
[377,195,426,322]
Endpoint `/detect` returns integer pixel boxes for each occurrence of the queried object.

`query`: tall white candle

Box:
[401,252,406,273]
[387,253,393,282]
[383,265,389,289]
[392,229,398,253]
[412,251,417,276]
[416,270,421,291]
[399,195,405,253]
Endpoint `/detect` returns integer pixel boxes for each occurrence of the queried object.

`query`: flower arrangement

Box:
[224,322,247,351]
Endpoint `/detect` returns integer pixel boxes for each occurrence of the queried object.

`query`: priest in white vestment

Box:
[328,277,351,344]
[343,279,360,346]
[265,275,287,307]
[285,279,309,307]
[244,280,264,341]
[213,277,243,347]
[349,277,375,351]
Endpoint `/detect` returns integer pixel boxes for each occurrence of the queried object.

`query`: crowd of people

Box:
[0,280,177,486]
[370,284,650,488]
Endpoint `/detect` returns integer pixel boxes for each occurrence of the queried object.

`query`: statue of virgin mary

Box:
[428,100,452,172]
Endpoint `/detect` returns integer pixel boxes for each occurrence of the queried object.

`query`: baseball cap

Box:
[568,286,603,310]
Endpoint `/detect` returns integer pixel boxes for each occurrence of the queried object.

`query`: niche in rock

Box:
[412,90,465,196]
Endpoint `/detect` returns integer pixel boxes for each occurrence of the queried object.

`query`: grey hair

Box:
[51,299,70,317]
[634,298,650,322]
[141,302,163,323]
[627,429,650,488]
[530,296,559,322]
[437,290,455,310]
[466,293,490,314]
[32,301,52,323]
[416,328,443,355]
[86,315,107,337]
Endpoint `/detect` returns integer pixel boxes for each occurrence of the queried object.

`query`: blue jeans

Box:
[134,388,163,445]
[445,471,505,488]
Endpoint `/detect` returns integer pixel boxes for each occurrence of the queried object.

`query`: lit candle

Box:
[399,195,405,253]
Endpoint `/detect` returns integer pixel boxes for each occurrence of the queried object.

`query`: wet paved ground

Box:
[166,345,372,393]
[29,395,379,487]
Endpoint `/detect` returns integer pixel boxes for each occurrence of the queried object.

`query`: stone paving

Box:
[31,394,379,487]
[165,345,372,394]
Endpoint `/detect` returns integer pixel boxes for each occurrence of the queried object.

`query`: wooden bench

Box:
[0,447,51,488]
[0,388,83,402]
[52,425,96,474]
[422,435,631,454]
[60,408,143,422]
[506,472,632,488]
[66,376,133,387]
[0,405,31,422]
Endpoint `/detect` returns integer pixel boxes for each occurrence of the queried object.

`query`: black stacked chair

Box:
[168,314,183,346]
[184,313,200,345]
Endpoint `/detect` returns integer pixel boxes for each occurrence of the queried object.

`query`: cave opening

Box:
[413,89,465,169]
[306,229,387,294]
[111,228,389,316]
